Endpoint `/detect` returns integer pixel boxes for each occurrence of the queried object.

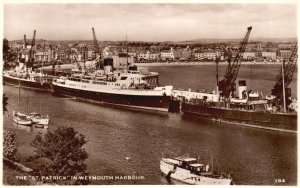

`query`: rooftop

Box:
[189,163,205,167]
[175,157,197,162]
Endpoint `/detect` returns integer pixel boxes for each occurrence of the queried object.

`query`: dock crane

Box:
[70,48,85,73]
[51,45,59,75]
[271,43,297,111]
[92,27,102,69]
[218,26,252,98]
[27,30,36,69]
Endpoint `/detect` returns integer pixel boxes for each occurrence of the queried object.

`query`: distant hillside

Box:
[9,37,297,44]
[178,37,297,44]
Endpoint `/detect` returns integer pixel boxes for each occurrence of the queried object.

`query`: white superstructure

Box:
[54,69,173,97]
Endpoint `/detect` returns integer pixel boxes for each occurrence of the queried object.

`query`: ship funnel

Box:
[103,58,114,74]
[238,80,247,99]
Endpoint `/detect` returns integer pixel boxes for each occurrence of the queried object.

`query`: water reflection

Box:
[32,126,48,134]
[13,122,48,134]
[14,123,32,133]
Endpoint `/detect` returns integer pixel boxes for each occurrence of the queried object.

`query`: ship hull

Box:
[52,84,171,112]
[13,118,32,126]
[182,103,297,133]
[3,74,52,90]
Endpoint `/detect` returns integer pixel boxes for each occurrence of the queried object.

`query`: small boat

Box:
[28,112,50,129]
[13,110,32,126]
[160,157,232,185]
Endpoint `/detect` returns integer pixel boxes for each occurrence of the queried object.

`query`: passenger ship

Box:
[3,63,53,90]
[52,60,173,112]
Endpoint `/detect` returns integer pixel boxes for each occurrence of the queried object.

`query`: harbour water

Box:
[3,64,297,185]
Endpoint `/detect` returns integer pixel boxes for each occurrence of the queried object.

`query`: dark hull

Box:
[52,84,171,112]
[3,75,52,90]
[182,103,297,133]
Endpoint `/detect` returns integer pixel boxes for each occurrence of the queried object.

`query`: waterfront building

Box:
[206,52,217,60]
[173,46,192,60]
[138,51,160,61]
[57,49,66,61]
[112,53,134,69]
[149,53,160,61]
[35,51,49,62]
[261,51,277,60]
[45,49,53,62]
[87,48,94,60]
[194,50,217,60]
[243,51,256,60]
[138,51,150,60]
[173,48,182,60]
[182,47,192,60]
[278,49,292,60]
[194,52,204,60]
[160,48,175,60]
[10,42,23,49]
[35,51,43,61]
[128,52,137,58]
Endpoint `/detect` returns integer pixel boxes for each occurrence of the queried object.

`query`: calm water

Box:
[3,64,297,185]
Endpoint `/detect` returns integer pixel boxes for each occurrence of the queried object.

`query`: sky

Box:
[3,3,298,41]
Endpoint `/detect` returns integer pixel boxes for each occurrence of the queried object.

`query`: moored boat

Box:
[3,68,53,90]
[3,30,54,91]
[28,112,50,129]
[160,157,232,185]
[178,27,297,133]
[13,111,32,126]
[52,62,174,112]
[177,79,297,133]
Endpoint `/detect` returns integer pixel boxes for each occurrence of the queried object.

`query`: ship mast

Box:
[126,29,128,70]
[211,154,214,173]
[282,60,286,113]
[42,39,46,74]
[18,79,21,110]
[215,51,220,95]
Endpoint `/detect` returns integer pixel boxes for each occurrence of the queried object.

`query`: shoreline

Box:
[39,61,281,70]
[134,61,281,67]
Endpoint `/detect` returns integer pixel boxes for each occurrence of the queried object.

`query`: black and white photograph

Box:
[2,1,298,186]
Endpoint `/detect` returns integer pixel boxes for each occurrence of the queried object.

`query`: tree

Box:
[31,127,89,185]
[3,38,18,69]
[3,94,8,114]
[3,38,10,68]
[3,38,10,58]
[3,129,17,161]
